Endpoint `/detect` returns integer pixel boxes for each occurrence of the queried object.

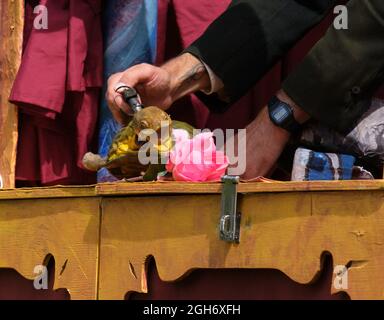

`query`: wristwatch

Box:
[267,96,301,133]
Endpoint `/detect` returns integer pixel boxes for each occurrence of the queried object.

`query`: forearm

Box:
[233,88,309,179]
[186,0,336,105]
[241,105,291,178]
[162,53,211,104]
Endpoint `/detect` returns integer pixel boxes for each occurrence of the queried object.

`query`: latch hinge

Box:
[219,175,241,243]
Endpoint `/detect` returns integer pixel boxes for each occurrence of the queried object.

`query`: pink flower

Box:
[166,132,229,182]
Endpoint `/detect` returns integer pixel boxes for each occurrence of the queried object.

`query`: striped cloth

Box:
[98,0,158,182]
[292,148,356,181]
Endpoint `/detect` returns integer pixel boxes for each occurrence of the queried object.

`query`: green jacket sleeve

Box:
[283,0,384,133]
[185,0,335,105]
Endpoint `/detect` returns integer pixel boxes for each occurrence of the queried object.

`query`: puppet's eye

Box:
[140,120,149,129]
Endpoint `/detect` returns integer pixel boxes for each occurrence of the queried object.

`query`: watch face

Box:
[272,105,291,123]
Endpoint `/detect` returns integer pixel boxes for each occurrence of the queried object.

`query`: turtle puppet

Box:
[82,105,194,181]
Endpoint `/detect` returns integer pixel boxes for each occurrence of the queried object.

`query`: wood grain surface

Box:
[0,182,384,299]
[98,186,384,300]
[0,0,23,188]
[0,197,101,299]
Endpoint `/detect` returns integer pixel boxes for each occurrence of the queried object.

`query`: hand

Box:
[236,90,310,180]
[239,106,290,179]
[106,53,211,125]
[106,64,174,124]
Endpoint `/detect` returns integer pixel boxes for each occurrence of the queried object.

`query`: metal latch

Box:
[219,175,241,243]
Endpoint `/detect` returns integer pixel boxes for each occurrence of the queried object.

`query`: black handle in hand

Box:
[120,86,143,113]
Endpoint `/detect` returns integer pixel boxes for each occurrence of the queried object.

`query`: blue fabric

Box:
[306,152,355,181]
[98,0,158,182]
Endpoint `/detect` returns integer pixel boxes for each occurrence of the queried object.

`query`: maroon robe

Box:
[10,0,103,186]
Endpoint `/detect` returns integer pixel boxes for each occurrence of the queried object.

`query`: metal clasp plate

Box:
[219,175,241,243]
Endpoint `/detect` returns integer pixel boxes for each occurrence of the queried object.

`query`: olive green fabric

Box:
[283,0,384,132]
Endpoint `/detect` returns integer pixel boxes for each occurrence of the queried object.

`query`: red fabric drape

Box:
[10,0,103,186]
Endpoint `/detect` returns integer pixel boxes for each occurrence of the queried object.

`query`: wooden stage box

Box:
[0,180,384,299]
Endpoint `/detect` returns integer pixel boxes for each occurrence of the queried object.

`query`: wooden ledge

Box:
[0,185,97,200]
[0,179,384,200]
[96,180,384,196]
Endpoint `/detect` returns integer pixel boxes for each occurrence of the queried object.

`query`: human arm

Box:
[185,0,336,106]
[106,53,211,124]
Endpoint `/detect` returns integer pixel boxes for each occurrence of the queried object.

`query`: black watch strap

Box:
[268,96,302,133]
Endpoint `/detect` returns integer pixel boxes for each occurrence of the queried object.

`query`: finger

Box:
[114,82,131,93]
[106,72,123,107]
[106,64,157,122]
[106,92,127,125]
[117,63,156,89]
[106,92,124,124]
[108,100,126,125]
[113,94,132,116]
[106,73,130,124]
[113,82,141,113]
[114,83,144,108]
[113,65,155,113]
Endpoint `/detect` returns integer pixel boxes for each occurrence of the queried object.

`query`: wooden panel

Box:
[0,185,97,200]
[1,180,384,200]
[0,0,23,188]
[311,191,384,299]
[0,182,384,299]
[99,190,384,300]
[0,197,101,299]
[97,180,384,196]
